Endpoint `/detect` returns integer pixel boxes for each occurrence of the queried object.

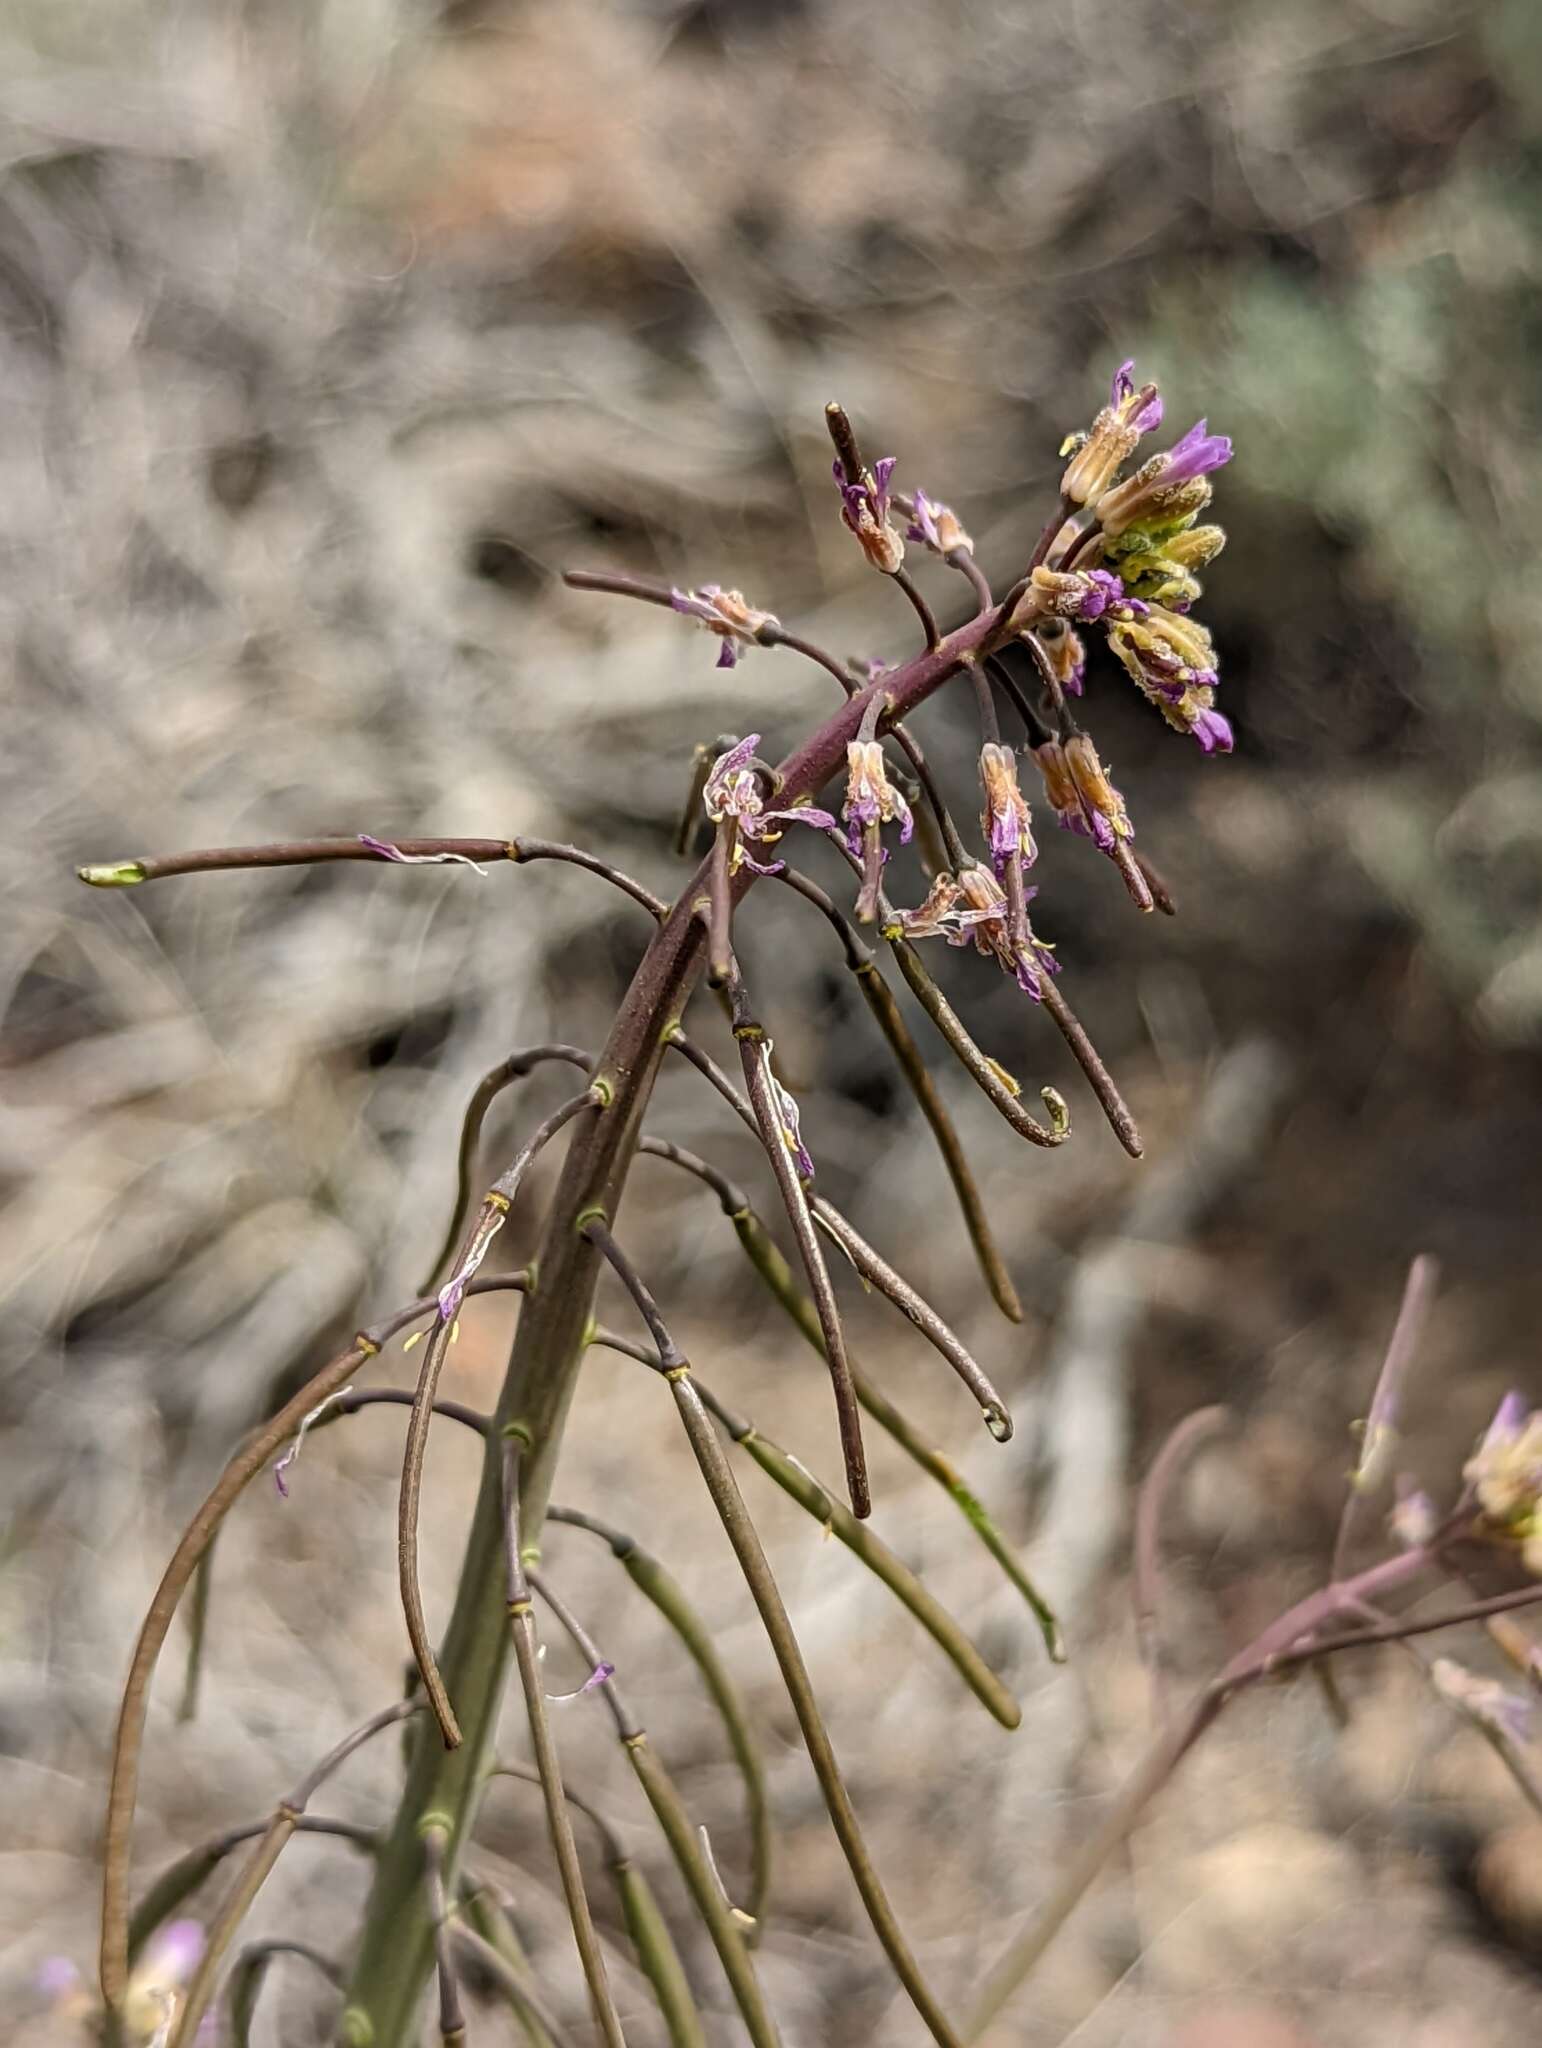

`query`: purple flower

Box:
[843,740,913,858]
[703,737,836,877]
[1162,418,1234,486]
[834,456,906,573]
[274,1383,356,1498]
[950,864,1059,1000]
[1061,360,1165,505]
[670,585,779,667]
[547,1660,616,1703]
[906,488,974,555]
[1110,359,1164,434]
[1095,419,1234,538]
[1189,707,1234,755]
[978,744,1037,872]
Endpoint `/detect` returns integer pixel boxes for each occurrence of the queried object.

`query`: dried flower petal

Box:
[358,835,489,874]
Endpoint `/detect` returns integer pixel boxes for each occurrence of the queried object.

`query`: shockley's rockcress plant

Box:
[61,366,1542,2047]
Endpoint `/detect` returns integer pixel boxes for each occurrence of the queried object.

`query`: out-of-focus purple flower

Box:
[1431,1657,1533,1744]
[906,489,974,556]
[843,740,913,858]
[834,456,906,573]
[703,736,835,876]
[36,1955,87,2006]
[1390,1483,1439,1551]
[1030,617,1087,696]
[670,585,780,667]
[122,1918,206,2041]
[1061,360,1164,505]
[978,744,1036,872]
[1465,1393,1542,1572]
[1096,419,1233,538]
[358,835,489,874]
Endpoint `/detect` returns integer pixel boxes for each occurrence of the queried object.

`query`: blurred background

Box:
[4,0,1542,2041]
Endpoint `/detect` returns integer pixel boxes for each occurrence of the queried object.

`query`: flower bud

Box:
[1095,420,1231,538]
[1061,359,1164,506]
[979,743,1037,871]
[1065,734,1133,842]
[1030,616,1088,696]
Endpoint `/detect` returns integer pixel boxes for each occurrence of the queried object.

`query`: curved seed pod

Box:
[636,1140,1061,1658]
[177,1538,216,1724]
[686,1381,1021,1729]
[227,1941,343,2047]
[459,1880,565,2048]
[529,1568,780,2048]
[884,930,1070,1150]
[809,1196,1013,1442]
[730,988,870,1518]
[774,867,1021,1323]
[547,1504,772,1942]
[614,1860,710,2048]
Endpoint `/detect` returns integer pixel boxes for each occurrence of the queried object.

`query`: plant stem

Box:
[336,591,1042,2046]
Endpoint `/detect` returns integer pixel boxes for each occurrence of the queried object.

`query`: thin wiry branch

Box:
[633,1137,1062,1658]
[773,864,1023,1322]
[421,1044,595,1292]
[131,1819,377,1966]
[528,1567,776,2048]
[727,983,870,1517]
[102,1270,531,2009]
[583,1226,967,2048]
[226,1940,345,2044]
[501,1442,629,2048]
[169,1702,418,2047]
[1132,1406,1232,1722]
[546,1503,772,1944]
[401,1088,602,1747]
[79,834,668,919]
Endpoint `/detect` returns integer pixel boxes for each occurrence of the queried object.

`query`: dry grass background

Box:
[4,0,1542,2042]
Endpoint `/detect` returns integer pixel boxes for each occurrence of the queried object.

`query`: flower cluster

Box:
[1465,1394,1542,1574]
[1035,361,1235,752]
